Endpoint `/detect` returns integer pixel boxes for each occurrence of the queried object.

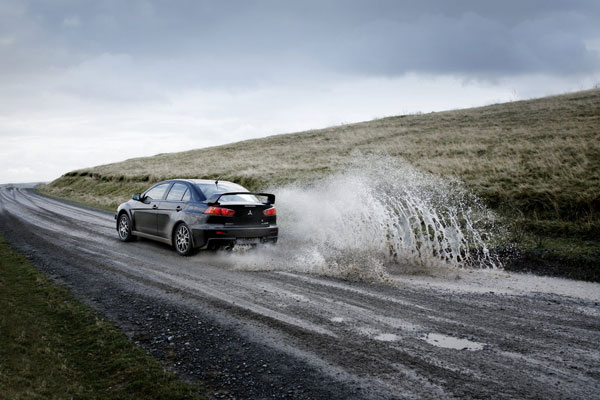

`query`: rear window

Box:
[166,183,188,201]
[196,182,260,203]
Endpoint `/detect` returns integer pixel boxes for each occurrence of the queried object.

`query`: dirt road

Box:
[1,188,599,399]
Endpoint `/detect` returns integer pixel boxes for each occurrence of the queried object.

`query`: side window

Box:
[181,189,191,202]
[166,183,188,201]
[145,183,170,200]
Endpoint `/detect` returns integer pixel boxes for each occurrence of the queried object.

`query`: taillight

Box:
[205,206,235,216]
[263,207,276,216]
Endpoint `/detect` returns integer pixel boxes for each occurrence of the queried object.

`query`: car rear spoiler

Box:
[205,192,276,206]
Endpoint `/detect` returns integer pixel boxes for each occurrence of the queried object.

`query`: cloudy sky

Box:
[1,0,599,183]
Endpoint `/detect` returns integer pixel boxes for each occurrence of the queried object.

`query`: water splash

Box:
[206,155,502,282]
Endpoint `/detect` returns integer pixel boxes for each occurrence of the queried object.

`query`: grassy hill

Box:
[41,89,600,279]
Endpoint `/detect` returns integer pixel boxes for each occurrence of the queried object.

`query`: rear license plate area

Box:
[236,238,260,245]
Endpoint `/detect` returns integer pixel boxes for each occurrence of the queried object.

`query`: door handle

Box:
[152,204,158,210]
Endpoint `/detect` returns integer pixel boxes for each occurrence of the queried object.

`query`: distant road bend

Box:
[1,188,599,399]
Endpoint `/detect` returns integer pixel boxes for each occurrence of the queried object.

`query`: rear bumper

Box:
[191,224,278,249]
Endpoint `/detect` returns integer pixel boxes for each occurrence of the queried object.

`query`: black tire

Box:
[117,213,134,242]
[173,223,194,256]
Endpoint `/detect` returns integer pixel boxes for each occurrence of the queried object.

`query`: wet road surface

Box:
[1,188,599,399]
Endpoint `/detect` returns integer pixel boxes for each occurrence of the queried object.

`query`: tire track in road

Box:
[1,188,599,399]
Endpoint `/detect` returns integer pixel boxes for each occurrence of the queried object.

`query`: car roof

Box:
[162,179,240,186]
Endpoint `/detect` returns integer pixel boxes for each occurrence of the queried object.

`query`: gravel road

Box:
[1,188,599,399]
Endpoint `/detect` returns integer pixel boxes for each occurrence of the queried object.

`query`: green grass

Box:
[39,89,600,277]
[0,236,205,400]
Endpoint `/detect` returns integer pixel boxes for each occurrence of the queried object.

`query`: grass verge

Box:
[0,235,205,400]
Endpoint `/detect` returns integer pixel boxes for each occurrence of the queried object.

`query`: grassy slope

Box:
[40,89,600,276]
[0,236,205,399]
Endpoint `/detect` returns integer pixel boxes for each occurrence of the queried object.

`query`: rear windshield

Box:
[196,182,260,203]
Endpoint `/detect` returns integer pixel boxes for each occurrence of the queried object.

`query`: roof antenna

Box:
[215,178,219,187]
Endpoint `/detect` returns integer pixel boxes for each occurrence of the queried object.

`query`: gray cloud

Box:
[2,0,600,183]
[333,10,599,76]
[1,0,599,92]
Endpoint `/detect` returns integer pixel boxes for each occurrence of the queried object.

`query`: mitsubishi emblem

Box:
[248,210,253,216]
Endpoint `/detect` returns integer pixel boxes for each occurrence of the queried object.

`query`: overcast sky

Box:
[1,0,599,183]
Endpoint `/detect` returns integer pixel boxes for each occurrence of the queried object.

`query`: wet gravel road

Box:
[1,188,599,399]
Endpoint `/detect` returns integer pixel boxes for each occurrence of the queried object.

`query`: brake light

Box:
[205,206,235,216]
[263,207,276,216]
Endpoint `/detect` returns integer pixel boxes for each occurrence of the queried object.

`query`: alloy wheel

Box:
[119,215,130,239]
[176,224,190,254]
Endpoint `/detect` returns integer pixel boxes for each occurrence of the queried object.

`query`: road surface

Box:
[1,188,599,399]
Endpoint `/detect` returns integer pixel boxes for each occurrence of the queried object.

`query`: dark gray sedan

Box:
[115,179,278,255]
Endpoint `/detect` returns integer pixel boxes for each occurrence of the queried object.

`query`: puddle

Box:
[331,317,345,323]
[374,333,399,342]
[422,333,485,351]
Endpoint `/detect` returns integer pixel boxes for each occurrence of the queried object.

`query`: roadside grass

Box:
[0,236,205,400]
[39,89,600,278]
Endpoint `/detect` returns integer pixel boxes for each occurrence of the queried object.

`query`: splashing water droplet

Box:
[208,154,503,282]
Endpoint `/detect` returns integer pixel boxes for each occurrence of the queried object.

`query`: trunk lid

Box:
[223,203,270,226]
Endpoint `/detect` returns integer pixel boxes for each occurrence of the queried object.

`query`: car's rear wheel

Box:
[118,213,134,242]
[174,223,194,256]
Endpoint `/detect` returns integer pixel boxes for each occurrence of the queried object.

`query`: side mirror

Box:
[132,193,142,201]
